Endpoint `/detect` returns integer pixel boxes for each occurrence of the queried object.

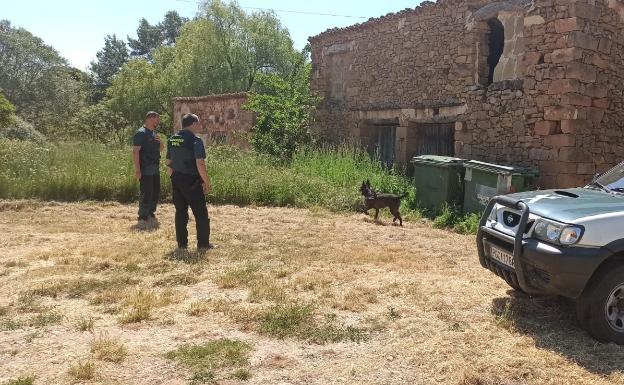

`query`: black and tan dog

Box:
[360,180,407,226]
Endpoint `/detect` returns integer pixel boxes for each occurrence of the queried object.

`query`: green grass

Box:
[0,140,136,202]
[3,377,36,385]
[28,276,140,300]
[29,312,62,327]
[166,338,251,383]
[231,368,251,381]
[258,304,368,344]
[189,370,215,385]
[216,264,260,289]
[0,139,484,233]
[0,318,24,331]
[432,204,480,234]
[258,304,313,339]
[0,140,417,213]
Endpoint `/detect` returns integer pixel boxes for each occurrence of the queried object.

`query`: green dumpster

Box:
[463,160,538,214]
[411,155,466,213]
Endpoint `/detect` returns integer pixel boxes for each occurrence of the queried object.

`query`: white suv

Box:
[477,162,624,344]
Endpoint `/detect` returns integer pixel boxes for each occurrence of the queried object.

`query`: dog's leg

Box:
[391,208,403,226]
[374,208,379,222]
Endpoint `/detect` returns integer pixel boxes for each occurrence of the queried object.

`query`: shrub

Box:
[90,335,128,363]
[68,361,96,381]
[245,49,319,160]
[0,91,16,128]
[65,100,131,145]
[433,204,481,235]
[453,213,480,234]
[76,316,95,332]
[0,117,45,142]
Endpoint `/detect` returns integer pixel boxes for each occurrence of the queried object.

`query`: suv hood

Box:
[507,188,624,223]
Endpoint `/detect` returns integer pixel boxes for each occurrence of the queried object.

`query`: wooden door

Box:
[363,125,396,168]
[408,123,455,158]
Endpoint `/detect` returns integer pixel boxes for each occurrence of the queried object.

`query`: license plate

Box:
[489,244,515,269]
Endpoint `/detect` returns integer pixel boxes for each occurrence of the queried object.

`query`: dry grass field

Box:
[1,201,624,385]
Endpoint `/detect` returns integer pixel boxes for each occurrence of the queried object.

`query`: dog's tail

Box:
[398,192,409,199]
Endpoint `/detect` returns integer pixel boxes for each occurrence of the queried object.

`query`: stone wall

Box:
[172,93,254,149]
[309,0,624,189]
[578,0,624,179]
[310,0,489,141]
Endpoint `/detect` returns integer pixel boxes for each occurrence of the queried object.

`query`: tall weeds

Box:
[0,140,417,213]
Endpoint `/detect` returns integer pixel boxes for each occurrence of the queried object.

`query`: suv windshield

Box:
[596,163,624,193]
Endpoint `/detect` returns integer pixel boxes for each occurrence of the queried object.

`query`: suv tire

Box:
[577,264,624,344]
[500,270,525,293]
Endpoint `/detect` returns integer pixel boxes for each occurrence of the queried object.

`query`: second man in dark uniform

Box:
[132,111,163,229]
[166,113,215,250]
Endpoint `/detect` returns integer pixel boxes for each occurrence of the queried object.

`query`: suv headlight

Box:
[487,206,497,222]
[533,219,583,246]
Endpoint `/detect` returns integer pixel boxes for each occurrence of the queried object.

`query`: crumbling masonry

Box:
[172,93,254,149]
[309,0,624,188]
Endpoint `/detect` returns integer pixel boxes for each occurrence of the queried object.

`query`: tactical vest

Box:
[168,131,199,176]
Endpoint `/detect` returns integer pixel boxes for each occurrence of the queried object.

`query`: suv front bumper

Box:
[477,196,610,299]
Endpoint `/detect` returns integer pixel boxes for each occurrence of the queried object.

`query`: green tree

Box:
[89,35,129,101]
[0,116,45,142]
[107,59,168,128]
[34,67,90,134]
[0,90,16,128]
[128,18,164,60]
[200,0,296,91]
[161,11,189,46]
[245,49,319,160]
[107,1,298,130]
[0,20,89,134]
[128,11,188,60]
[0,20,66,108]
[67,100,130,145]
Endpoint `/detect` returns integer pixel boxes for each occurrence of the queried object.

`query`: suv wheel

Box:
[577,265,624,344]
[501,270,525,293]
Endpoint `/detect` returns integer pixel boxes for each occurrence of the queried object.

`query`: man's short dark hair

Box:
[145,111,160,120]
[182,113,199,128]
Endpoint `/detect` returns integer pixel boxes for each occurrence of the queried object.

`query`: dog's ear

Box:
[366,179,371,187]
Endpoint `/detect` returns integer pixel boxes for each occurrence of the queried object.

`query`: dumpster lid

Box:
[410,155,465,166]
[464,160,537,176]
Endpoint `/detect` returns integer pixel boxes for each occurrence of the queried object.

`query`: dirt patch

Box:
[1,201,623,384]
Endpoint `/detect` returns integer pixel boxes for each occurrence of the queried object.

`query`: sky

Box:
[3,0,421,71]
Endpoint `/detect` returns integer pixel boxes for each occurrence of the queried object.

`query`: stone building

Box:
[172,93,254,149]
[309,0,624,188]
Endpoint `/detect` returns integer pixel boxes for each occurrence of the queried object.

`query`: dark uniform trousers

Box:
[139,174,160,220]
[171,173,210,248]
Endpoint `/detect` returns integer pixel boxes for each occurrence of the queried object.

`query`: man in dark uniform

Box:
[132,111,163,229]
[166,113,214,250]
